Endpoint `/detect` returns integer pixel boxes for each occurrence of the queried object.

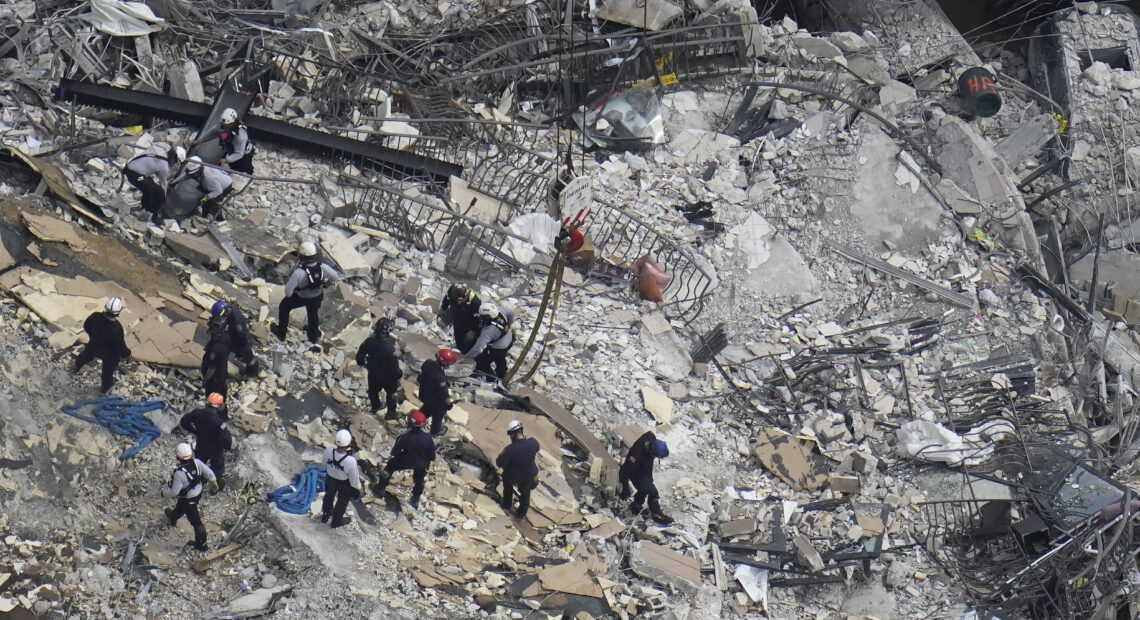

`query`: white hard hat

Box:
[221,108,238,124]
[299,241,318,258]
[185,156,202,174]
[335,429,352,448]
[175,443,194,460]
[506,419,523,434]
[479,302,500,318]
[173,146,187,162]
[105,297,123,316]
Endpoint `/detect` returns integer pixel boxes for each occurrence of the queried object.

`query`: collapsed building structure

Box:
[2,0,1140,618]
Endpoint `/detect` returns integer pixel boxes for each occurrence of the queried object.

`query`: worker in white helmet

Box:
[216,108,255,174]
[271,241,339,345]
[74,297,132,393]
[163,442,217,551]
[321,429,362,529]
[182,156,233,221]
[121,143,184,221]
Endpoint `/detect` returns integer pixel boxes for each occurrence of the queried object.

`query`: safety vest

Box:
[220,123,252,155]
[177,460,202,497]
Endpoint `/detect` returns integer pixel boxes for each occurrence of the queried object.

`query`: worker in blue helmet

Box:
[617,431,672,524]
[210,300,258,377]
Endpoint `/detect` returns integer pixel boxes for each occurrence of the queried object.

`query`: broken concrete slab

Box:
[753,428,828,492]
[995,113,1056,169]
[164,231,227,267]
[629,541,701,595]
[517,387,620,489]
[640,385,673,426]
[537,560,605,598]
[597,0,681,31]
[793,534,825,571]
[318,227,371,278]
[21,211,87,251]
[850,124,944,253]
[638,313,692,381]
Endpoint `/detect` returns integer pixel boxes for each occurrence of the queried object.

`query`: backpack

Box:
[177,461,202,497]
[301,263,324,290]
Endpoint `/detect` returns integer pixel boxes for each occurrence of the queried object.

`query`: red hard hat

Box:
[409,411,427,427]
[207,393,224,407]
[437,349,456,365]
[567,229,585,253]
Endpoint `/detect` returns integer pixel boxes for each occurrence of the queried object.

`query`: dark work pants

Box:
[202,448,225,480]
[203,372,228,401]
[170,496,207,548]
[423,403,446,435]
[75,348,119,393]
[367,373,399,418]
[384,460,426,500]
[201,186,233,221]
[124,170,165,219]
[474,346,510,381]
[502,478,532,518]
[321,477,354,524]
[232,337,256,375]
[630,471,661,514]
[228,150,254,175]
[277,293,323,342]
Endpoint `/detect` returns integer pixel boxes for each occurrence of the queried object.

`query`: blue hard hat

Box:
[211,300,229,318]
[652,440,669,458]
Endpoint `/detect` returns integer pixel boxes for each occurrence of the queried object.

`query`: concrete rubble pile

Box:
[2,0,1140,619]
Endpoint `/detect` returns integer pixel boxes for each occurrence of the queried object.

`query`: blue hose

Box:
[61,396,164,460]
[267,464,326,514]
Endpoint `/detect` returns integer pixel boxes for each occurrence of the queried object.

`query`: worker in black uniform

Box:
[322,429,363,529]
[163,442,218,551]
[74,297,132,393]
[496,419,540,519]
[618,431,673,524]
[201,320,231,401]
[271,241,339,345]
[211,301,258,377]
[373,411,434,509]
[355,318,403,420]
[419,348,455,436]
[179,392,232,491]
[440,283,482,352]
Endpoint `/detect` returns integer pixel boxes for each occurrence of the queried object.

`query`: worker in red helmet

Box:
[372,411,435,509]
[178,392,233,491]
[419,348,455,436]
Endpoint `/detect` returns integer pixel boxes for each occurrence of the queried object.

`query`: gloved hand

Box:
[352,487,363,499]
[208,480,220,495]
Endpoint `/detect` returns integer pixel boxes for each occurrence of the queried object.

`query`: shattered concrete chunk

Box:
[629,541,701,594]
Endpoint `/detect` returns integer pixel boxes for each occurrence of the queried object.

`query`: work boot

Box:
[270,322,286,341]
[629,502,646,517]
[384,410,400,421]
[215,479,226,493]
[164,508,177,527]
[320,512,330,524]
[371,471,391,496]
[409,493,421,510]
[192,525,208,551]
[650,510,674,525]
[330,515,352,529]
[514,508,528,520]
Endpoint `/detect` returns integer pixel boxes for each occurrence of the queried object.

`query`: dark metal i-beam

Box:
[55,79,462,183]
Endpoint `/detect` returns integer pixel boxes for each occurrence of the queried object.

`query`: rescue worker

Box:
[271,241,339,345]
[183,156,233,221]
[355,318,402,420]
[74,297,132,393]
[439,283,482,351]
[321,429,363,529]
[201,319,231,401]
[211,301,258,377]
[464,302,515,382]
[122,143,184,221]
[163,442,218,551]
[216,108,255,174]
[496,420,539,519]
[179,393,232,491]
[618,431,673,524]
[419,348,455,436]
[373,411,434,509]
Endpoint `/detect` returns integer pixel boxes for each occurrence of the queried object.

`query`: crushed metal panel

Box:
[753,428,829,492]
